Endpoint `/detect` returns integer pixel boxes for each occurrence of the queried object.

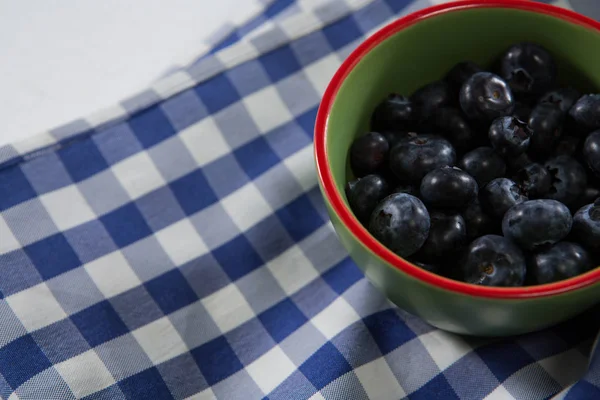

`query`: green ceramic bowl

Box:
[315,0,600,337]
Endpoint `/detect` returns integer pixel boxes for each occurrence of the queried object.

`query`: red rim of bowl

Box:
[314,0,600,299]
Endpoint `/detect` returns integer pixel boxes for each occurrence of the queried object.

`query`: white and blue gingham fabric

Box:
[1,1,600,399]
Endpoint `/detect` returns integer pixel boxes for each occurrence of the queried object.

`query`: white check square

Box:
[40,185,95,231]
[155,219,208,265]
[55,350,116,398]
[201,284,254,333]
[246,346,296,394]
[12,131,57,154]
[152,71,195,99]
[221,183,273,232]
[85,251,142,298]
[283,145,316,191]
[86,104,128,127]
[304,54,341,94]
[419,330,473,371]
[133,316,188,365]
[6,283,67,332]
[268,245,319,295]
[180,117,230,166]
[311,297,360,340]
[355,357,406,400]
[112,152,164,200]
[243,86,293,132]
[0,215,19,254]
[185,388,217,400]
[538,348,587,388]
[484,385,515,400]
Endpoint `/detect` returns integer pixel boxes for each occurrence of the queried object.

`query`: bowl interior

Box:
[327,6,600,195]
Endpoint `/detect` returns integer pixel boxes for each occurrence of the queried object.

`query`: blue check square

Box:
[409,374,460,400]
[565,381,600,399]
[118,367,173,400]
[145,269,198,315]
[300,342,352,390]
[276,195,324,241]
[58,137,109,182]
[234,136,280,180]
[322,259,363,295]
[259,299,307,342]
[100,203,153,248]
[363,310,416,355]
[476,342,537,383]
[170,169,218,215]
[192,336,244,386]
[259,45,302,82]
[213,235,264,281]
[0,166,36,212]
[322,14,362,50]
[128,105,176,149]
[71,301,129,347]
[24,233,82,280]
[0,335,52,389]
[195,73,241,114]
[295,107,318,136]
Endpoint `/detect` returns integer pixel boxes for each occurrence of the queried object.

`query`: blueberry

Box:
[368,193,430,257]
[415,212,467,261]
[460,235,526,286]
[433,108,475,154]
[488,116,532,157]
[502,199,572,251]
[459,147,506,187]
[389,134,456,184]
[513,101,532,122]
[588,168,600,188]
[371,94,416,132]
[572,199,600,252]
[409,260,441,274]
[528,103,564,159]
[419,166,478,211]
[554,136,581,157]
[545,155,587,206]
[506,152,533,174]
[345,174,390,224]
[583,130,600,178]
[529,242,594,284]
[569,94,600,130]
[462,199,498,240]
[446,61,483,92]
[376,167,401,191]
[571,186,600,213]
[392,184,420,198]
[411,80,453,119]
[381,131,409,150]
[479,178,528,219]
[350,132,389,177]
[460,72,515,121]
[514,163,551,198]
[499,42,557,96]
[539,87,581,114]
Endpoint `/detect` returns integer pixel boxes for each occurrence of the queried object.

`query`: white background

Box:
[0,0,259,147]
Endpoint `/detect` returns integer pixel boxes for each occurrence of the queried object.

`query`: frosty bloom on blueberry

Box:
[345,41,600,287]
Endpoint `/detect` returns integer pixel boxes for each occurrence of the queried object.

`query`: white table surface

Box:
[0,0,259,147]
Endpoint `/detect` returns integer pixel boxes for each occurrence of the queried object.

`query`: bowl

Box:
[314,0,600,337]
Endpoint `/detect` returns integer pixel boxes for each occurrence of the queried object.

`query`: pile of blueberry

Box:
[345,42,600,287]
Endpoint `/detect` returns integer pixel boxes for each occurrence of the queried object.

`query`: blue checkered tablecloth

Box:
[1,0,600,399]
